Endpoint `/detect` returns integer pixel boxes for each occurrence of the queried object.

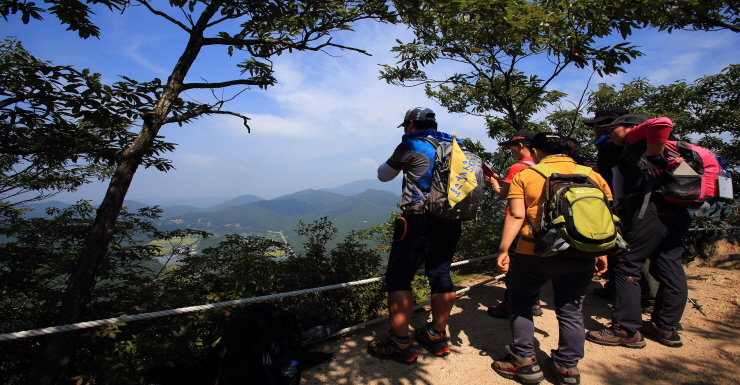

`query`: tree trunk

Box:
[24,2,222,384]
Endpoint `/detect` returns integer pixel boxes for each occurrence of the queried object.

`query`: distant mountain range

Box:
[156,188,400,236]
[23,180,404,243]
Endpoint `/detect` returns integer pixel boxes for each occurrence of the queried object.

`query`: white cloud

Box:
[123,40,171,77]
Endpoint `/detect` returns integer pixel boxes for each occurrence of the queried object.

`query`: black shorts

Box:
[385,214,462,293]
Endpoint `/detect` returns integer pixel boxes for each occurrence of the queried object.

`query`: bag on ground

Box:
[144,303,333,385]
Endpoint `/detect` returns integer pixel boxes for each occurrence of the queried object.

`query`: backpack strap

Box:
[522,163,556,239]
[572,164,593,176]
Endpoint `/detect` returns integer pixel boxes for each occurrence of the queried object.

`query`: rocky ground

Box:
[299,265,740,385]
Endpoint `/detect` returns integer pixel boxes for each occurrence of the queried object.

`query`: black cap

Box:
[607,114,649,127]
[398,107,436,127]
[584,107,629,127]
[500,131,535,146]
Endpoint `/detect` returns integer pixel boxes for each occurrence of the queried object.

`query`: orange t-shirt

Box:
[508,156,613,255]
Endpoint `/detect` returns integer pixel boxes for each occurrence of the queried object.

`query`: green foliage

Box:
[1,212,386,384]
[0,0,126,38]
[0,38,177,206]
[599,0,740,33]
[382,0,643,139]
[586,65,740,167]
[0,202,211,383]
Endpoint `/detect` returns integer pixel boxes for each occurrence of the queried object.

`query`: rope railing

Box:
[687,226,740,232]
[0,254,499,342]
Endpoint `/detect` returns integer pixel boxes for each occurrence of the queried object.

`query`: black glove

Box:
[646,154,670,170]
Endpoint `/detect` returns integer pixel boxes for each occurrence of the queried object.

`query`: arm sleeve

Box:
[611,165,624,203]
[626,117,673,145]
[591,171,613,201]
[377,162,401,182]
[507,172,526,200]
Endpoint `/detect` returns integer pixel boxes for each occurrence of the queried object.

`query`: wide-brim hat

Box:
[584,107,629,127]
[604,114,649,127]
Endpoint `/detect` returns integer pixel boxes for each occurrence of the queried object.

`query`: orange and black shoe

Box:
[368,330,418,364]
[414,323,450,357]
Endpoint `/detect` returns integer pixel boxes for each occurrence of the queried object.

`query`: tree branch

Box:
[180,79,272,91]
[136,0,192,32]
[164,105,251,132]
[201,37,371,56]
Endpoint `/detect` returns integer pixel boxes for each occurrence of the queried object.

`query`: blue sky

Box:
[4,5,739,203]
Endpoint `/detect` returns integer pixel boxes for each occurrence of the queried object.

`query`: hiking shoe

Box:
[488,302,543,318]
[550,359,580,385]
[367,331,418,363]
[531,301,543,317]
[641,298,655,314]
[640,321,683,347]
[492,346,545,383]
[414,324,450,357]
[586,324,646,348]
[487,302,508,318]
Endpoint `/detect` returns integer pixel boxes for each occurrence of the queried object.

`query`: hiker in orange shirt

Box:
[492,132,609,385]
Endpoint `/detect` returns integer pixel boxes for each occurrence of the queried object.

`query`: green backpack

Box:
[525,163,628,258]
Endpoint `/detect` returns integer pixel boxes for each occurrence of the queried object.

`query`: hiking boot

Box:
[640,321,683,347]
[586,324,646,348]
[641,298,655,314]
[492,346,545,383]
[414,324,450,357]
[487,302,508,318]
[550,359,580,385]
[531,300,543,317]
[367,331,418,363]
[488,302,543,318]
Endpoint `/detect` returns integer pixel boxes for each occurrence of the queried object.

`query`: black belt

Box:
[402,209,425,216]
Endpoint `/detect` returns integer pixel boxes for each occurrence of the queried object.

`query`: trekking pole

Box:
[687,295,707,317]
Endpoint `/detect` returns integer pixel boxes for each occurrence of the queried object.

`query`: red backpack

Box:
[659,141,720,209]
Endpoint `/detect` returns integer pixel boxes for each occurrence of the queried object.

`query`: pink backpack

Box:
[655,141,720,209]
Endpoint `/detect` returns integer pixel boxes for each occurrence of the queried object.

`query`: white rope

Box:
[0,254,497,342]
[310,274,505,344]
[687,226,740,232]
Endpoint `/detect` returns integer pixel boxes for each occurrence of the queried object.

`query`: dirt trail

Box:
[299,265,740,385]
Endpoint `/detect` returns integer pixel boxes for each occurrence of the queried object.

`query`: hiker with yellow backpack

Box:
[492,132,618,385]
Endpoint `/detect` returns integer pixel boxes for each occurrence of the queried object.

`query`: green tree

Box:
[601,0,740,33]
[0,38,175,207]
[1,0,126,38]
[586,65,740,164]
[381,0,642,141]
[0,202,209,383]
[13,2,395,383]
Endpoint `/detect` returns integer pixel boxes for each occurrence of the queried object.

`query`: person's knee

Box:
[385,271,414,292]
[427,271,454,294]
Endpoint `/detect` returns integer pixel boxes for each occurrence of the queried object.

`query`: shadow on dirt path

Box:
[301,266,740,385]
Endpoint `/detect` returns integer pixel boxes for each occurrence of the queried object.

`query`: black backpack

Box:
[145,303,333,385]
[203,303,302,385]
